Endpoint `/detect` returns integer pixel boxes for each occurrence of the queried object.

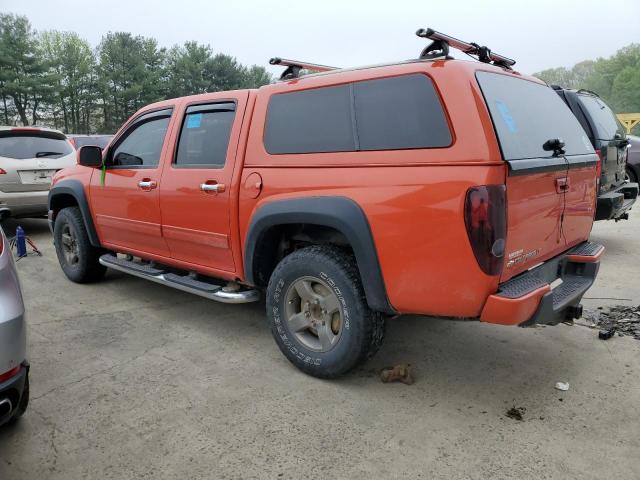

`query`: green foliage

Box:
[0,13,55,126]
[535,44,640,134]
[0,14,273,132]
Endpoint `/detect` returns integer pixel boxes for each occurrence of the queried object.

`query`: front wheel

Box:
[54,206,106,283]
[266,245,385,378]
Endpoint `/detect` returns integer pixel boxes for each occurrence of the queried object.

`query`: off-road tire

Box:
[626,166,637,184]
[54,206,106,283]
[266,245,385,378]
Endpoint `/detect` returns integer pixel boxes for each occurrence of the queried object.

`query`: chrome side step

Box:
[99,254,260,304]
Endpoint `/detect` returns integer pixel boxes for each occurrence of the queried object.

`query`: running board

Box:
[99,254,260,304]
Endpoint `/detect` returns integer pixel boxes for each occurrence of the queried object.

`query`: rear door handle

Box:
[200,183,225,193]
[138,180,157,190]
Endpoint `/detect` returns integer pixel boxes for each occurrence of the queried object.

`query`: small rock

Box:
[380,364,414,385]
[506,407,526,421]
[599,327,616,340]
[555,381,570,391]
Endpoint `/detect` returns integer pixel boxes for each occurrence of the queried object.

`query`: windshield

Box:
[476,72,594,160]
[578,95,624,140]
[0,133,73,160]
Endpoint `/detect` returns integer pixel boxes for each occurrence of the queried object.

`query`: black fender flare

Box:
[244,196,395,315]
[48,179,101,247]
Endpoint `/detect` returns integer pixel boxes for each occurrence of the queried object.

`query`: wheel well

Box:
[50,193,79,219]
[251,224,353,287]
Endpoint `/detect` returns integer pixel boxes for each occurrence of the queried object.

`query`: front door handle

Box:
[138,179,157,190]
[200,183,225,193]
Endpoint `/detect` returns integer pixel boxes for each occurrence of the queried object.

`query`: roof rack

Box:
[416,28,516,69]
[269,57,339,80]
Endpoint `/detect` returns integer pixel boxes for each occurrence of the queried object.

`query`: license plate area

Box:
[18,169,56,185]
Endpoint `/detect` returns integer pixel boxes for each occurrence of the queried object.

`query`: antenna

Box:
[269,57,339,80]
[416,28,516,69]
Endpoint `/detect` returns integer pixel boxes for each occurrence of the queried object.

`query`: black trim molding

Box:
[507,153,598,176]
[48,179,101,247]
[244,196,395,314]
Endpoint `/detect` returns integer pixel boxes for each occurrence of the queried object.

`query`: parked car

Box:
[0,127,76,220]
[67,134,113,151]
[552,87,638,221]
[49,29,604,378]
[625,135,640,184]
[0,225,29,426]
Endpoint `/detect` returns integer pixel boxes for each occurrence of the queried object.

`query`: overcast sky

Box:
[3,0,639,75]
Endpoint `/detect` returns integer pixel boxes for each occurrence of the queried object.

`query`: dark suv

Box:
[552,86,638,221]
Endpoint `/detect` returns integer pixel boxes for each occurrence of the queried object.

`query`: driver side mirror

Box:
[78,145,103,168]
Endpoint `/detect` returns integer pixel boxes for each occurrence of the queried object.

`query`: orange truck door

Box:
[475,71,596,281]
[159,92,249,274]
[90,108,174,257]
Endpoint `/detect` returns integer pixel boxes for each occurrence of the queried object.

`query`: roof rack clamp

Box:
[419,38,451,60]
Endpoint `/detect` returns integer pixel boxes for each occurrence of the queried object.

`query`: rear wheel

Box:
[54,206,106,283]
[266,245,385,378]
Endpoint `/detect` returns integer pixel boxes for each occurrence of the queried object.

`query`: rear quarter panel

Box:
[240,61,507,317]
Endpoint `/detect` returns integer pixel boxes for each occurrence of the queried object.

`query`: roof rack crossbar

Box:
[416,28,516,69]
[269,57,339,80]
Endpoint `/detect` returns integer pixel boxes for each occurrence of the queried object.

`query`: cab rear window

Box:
[0,131,73,160]
[264,74,452,154]
[476,72,594,160]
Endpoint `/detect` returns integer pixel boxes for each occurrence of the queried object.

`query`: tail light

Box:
[0,366,19,383]
[595,148,603,180]
[464,185,506,276]
[0,168,6,174]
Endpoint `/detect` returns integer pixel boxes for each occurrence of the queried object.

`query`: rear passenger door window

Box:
[264,74,451,155]
[175,103,236,168]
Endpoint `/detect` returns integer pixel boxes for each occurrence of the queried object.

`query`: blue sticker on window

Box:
[495,101,517,133]
[186,113,202,129]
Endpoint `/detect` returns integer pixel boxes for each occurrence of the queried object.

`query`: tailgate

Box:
[0,129,76,192]
[475,71,597,281]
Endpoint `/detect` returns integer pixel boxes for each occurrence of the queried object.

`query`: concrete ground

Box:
[0,215,638,480]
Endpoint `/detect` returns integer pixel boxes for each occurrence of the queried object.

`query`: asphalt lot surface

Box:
[0,214,638,479]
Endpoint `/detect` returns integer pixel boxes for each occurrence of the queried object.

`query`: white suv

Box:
[0,126,76,219]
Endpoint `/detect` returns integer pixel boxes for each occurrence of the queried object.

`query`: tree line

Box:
[534,43,640,134]
[0,13,272,134]
[2,12,638,135]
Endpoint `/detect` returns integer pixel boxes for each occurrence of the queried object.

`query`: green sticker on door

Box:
[186,113,202,129]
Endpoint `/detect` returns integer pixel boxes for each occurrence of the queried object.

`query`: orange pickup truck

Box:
[49,30,604,378]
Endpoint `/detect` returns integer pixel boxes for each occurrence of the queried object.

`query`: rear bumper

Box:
[0,363,28,426]
[595,182,638,221]
[480,241,603,327]
[0,190,49,218]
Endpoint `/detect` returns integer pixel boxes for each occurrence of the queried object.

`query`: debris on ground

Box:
[506,406,526,421]
[599,327,616,340]
[583,305,640,340]
[555,382,570,391]
[380,364,414,385]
